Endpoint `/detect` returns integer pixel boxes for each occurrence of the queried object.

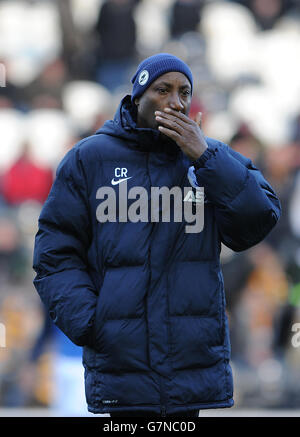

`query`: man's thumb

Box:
[196,112,202,128]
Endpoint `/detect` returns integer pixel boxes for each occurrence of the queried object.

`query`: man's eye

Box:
[181,90,191,97]
[157,88,168,94]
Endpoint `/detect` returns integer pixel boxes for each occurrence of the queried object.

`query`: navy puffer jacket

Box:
[33,95,281,415]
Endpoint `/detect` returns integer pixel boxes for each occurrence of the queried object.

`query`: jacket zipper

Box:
[159,375,167,417]
[147,153,167,418]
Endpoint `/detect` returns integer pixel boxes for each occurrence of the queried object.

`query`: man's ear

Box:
[134,98,140,106]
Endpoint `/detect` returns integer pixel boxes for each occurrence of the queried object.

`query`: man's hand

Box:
[155,108,208,160]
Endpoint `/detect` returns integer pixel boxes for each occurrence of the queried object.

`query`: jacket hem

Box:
[87,398,234,414]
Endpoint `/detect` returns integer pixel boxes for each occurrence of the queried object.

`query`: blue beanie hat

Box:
[131,53,193,103]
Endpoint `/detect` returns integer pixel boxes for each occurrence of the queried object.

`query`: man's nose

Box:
[168,92,184,111]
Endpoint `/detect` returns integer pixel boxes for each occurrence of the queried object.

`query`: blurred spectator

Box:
[231,0,295,30]
[169,0,204,39]
[19,58,69,111]
[0,96,14,110]
[94,0,139,91]
[223,241,289,369]
[20,307,90,415]
[0,288,47,407]
[0,59,22,110]
[0,211,27,284]
[55,0,96,81]
[263,145,299,255]
[229,123,264,165]
[1,142,53,206]
[243,243,289,365]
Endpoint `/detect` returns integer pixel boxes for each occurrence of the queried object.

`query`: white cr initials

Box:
[115,167,128,178]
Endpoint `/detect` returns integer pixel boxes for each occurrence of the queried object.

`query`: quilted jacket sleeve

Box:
[193,140,281,252]
[33,146,97,346]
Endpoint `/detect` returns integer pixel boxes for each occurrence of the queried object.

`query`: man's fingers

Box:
[156,108,193,125]
[155,114,183,134]
[158,125,181,142]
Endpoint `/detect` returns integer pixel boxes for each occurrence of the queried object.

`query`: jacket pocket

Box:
[92,265,149,350]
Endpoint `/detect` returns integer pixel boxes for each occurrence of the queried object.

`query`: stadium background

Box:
[0,0,300,416]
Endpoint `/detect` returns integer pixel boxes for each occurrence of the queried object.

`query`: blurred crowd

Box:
[0,0,300,415]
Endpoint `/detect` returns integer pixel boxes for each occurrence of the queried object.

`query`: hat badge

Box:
[138,70,149,86]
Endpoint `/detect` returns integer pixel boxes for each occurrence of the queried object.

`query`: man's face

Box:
[135,71,192,130]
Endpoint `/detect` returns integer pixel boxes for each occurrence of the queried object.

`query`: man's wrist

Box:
[192,147,213,169]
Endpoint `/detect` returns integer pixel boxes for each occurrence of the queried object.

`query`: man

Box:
[33,53,281,417]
